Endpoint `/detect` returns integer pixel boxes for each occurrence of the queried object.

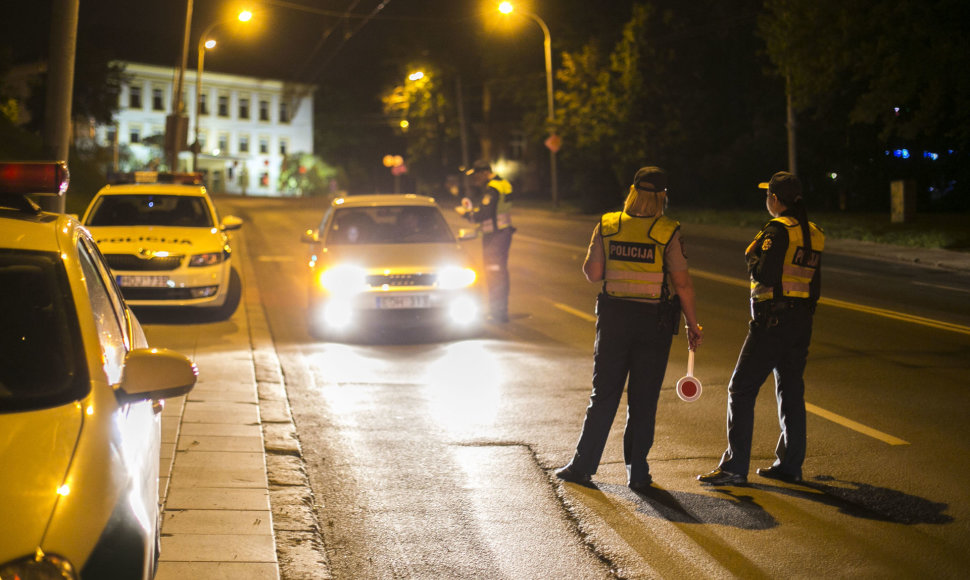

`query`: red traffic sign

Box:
[544,134,562,153]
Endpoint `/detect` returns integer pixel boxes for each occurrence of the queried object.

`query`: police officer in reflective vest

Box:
[457,160,515,322]
[556,166,703,492]
[698,171,824,486]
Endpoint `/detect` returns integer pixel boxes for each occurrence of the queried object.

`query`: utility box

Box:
[890,180,916,223]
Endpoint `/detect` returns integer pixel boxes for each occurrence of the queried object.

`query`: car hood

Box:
[325,242,472,271]
[0,403,82,558]
[87,225,226,254]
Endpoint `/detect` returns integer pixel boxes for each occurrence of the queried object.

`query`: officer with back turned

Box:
[698,171,824,486]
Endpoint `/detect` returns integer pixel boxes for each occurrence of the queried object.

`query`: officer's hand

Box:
[687,323,703,350]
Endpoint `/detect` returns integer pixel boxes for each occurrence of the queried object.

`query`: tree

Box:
[381,64,460,193]
[759,0,970,209]
[554,1,774,210]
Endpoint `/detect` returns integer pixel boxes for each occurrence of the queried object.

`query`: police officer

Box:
[698,171,824,486]
[457,160,514,322]
[556,166,703,492]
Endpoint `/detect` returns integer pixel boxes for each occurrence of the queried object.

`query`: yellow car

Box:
[301,194,483,339]
[0,162,197,579]
[81,173,243,319]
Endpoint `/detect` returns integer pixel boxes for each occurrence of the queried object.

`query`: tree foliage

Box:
[760,0,970,148]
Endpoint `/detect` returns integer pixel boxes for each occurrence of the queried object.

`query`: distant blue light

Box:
[923,151,939,161]
[893,149,910,159]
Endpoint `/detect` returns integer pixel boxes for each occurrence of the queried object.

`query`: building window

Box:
[259,99,270,121]
[217,133,229,153]
[128,86,142,109]
[279,101,290,123]
[198,131,207,150]
[279,138,288,156]
[129,125,141,144]
[152,88,164,111]
[199,93,209,116]
[239,97,250,120]
[239,135,250,154]
[105,126,117,145]
[218,94,229,117]
[258,137,269,154]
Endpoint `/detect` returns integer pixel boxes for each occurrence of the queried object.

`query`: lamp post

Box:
[498,2,558,208]
[193,10,253,172]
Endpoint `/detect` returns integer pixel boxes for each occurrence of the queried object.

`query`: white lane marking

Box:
[912,280,970,294]
[515,234,588,252]
[806,403,910,446]
[257,256,296,262]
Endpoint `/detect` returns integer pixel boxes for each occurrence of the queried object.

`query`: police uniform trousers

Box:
[719,300,814,478]
[482,226,513,319]
[568,293,674,484]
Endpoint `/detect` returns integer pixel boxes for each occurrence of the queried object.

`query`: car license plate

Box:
[377,295,429,309]
[118,275,170,288]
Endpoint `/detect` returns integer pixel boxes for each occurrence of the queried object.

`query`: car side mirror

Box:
[221,215,243,231]
[301,228,319,243]
[116,348,198,403]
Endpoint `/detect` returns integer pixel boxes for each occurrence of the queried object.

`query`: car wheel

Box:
[210,267,242,321]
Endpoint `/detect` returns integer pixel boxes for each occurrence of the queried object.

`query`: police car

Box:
[80,173,242,319]
[0,162,197,579]
[301,194,483,339]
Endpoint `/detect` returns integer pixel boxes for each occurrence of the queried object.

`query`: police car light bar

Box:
[108,171,203,186]
[0,161,70,196]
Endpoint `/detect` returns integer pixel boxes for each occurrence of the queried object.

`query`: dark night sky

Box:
[2,1,556,82]
[2,1,645,91]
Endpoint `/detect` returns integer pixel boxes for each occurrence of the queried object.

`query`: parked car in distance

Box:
[80,172,242,320]
[0,162,198,579]
[301,194,483,340]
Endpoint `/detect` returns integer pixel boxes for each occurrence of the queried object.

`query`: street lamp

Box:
[193,10,253,172]
[498,2,558,207]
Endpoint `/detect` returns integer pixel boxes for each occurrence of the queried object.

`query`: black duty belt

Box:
[751,298,815,320]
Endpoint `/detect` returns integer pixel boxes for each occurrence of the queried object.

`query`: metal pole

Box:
[42,0,78,213]
[170,0,193,171]
[786,74,797,176]
[193,35,206,172]
[525,11,558,208]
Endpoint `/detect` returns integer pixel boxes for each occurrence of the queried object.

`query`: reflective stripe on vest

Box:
[481,177,513,234]
[751,216,825,301]
[601,212,679,299]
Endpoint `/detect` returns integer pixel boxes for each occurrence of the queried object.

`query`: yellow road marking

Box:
[806,403,910,446]
[690,269,970,336]
[552,302,596,322]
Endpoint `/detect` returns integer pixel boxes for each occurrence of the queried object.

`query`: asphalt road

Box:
[154,195,970,578]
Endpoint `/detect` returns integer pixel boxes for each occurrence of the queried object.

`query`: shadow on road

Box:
[612,474,951,528]
[761,474,953,525]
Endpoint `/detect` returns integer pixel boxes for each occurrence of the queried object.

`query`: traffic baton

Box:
[675,348,702,402]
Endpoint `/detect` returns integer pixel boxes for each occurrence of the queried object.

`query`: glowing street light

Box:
[498,2,558,207]
[193,10,253,171]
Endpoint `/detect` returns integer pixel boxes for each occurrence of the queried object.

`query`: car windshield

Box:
[326,205,454,245]
[87,194,213,227]
[0,250,87,412]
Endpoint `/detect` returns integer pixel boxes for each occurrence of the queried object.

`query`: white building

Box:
[105,62,314,195]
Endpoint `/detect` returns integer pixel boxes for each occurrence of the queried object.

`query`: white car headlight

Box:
[437,266,476,290]
[188,251,225,267]
[319,264,368,296]
[1,552,78,580]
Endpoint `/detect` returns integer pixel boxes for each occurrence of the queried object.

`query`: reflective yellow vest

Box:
[601,212,679,299]
[750,216,825,302]
[480,177,513,234]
